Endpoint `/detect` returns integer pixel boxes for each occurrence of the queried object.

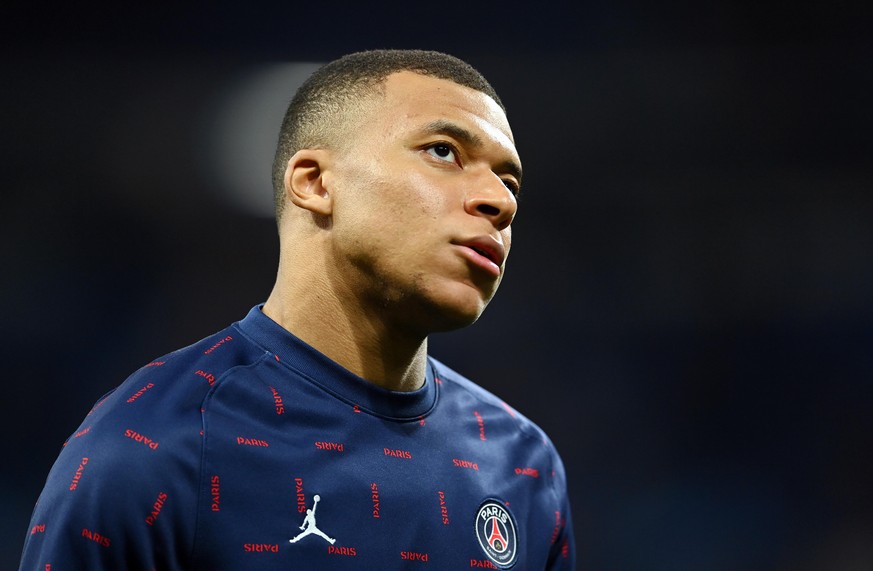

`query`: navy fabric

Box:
[21,306,574,570]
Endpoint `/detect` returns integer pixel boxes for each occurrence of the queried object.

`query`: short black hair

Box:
[272,49,505,219]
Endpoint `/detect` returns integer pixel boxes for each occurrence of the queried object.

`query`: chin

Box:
[415,284,493,333]
[383,272,498,334]
[426,305,485,333]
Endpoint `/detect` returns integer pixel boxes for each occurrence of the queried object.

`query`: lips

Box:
[454,236,506,275]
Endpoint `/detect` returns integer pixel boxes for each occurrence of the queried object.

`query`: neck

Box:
[263,268,429,393]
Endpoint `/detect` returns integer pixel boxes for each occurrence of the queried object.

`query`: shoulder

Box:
[71,320,275,478]
[429,356,561,456]
[428,356,571,505]
[78,324,265,437]
[54,321,267,487]
[21,321,272,567]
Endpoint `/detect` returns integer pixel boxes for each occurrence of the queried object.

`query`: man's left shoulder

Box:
[428,356,557,449]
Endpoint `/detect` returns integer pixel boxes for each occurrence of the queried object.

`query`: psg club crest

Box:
[475,499,518,568]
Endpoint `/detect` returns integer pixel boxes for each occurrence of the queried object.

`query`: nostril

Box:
[477,204,500,216]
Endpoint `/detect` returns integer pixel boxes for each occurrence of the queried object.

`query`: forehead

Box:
[364,71,518,158]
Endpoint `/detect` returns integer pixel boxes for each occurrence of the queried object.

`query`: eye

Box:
[502,178,521,197]
[425,143,458,163]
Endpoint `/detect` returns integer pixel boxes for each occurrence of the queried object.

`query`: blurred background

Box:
[3,2,871,569]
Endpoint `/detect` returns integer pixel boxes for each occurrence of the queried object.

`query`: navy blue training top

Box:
[21,305,574,570]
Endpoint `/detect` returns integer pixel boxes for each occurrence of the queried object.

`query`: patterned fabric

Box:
[21,305,574,570]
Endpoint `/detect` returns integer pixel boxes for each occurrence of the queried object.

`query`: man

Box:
[20,49,574,570]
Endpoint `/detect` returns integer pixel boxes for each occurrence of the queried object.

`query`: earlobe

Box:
[284,149,333,216]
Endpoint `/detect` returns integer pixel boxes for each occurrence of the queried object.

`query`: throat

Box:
[263,294,428,392]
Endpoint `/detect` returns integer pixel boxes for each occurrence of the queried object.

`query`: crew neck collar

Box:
[236,305,437,421]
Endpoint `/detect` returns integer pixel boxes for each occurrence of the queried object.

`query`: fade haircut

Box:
[271,49,505,219]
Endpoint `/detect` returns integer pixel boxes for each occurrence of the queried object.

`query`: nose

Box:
[464,172,517,231]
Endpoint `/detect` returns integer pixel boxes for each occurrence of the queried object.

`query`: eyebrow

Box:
[421,119,523,186]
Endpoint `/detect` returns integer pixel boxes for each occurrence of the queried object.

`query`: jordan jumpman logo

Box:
[289,494,336,545]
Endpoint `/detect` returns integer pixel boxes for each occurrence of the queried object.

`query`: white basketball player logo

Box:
[289,494,336,545]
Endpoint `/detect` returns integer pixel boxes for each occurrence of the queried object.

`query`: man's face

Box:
[327,71,521,334]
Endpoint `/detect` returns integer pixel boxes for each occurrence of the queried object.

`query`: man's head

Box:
[271,50,520,334]
[272,49,505,220]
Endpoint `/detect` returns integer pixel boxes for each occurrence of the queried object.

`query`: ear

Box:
[283,149,333,216]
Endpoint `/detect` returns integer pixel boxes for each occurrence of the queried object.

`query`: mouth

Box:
[454,237,506,277]
[470,245,496,263]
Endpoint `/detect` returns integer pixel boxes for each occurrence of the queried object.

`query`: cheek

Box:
[335,162,391,222]
[335,155,454,245]
[371,173,451,233]
[401,171,449,215]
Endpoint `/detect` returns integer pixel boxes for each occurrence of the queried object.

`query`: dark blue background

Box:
[3,2,871,569]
